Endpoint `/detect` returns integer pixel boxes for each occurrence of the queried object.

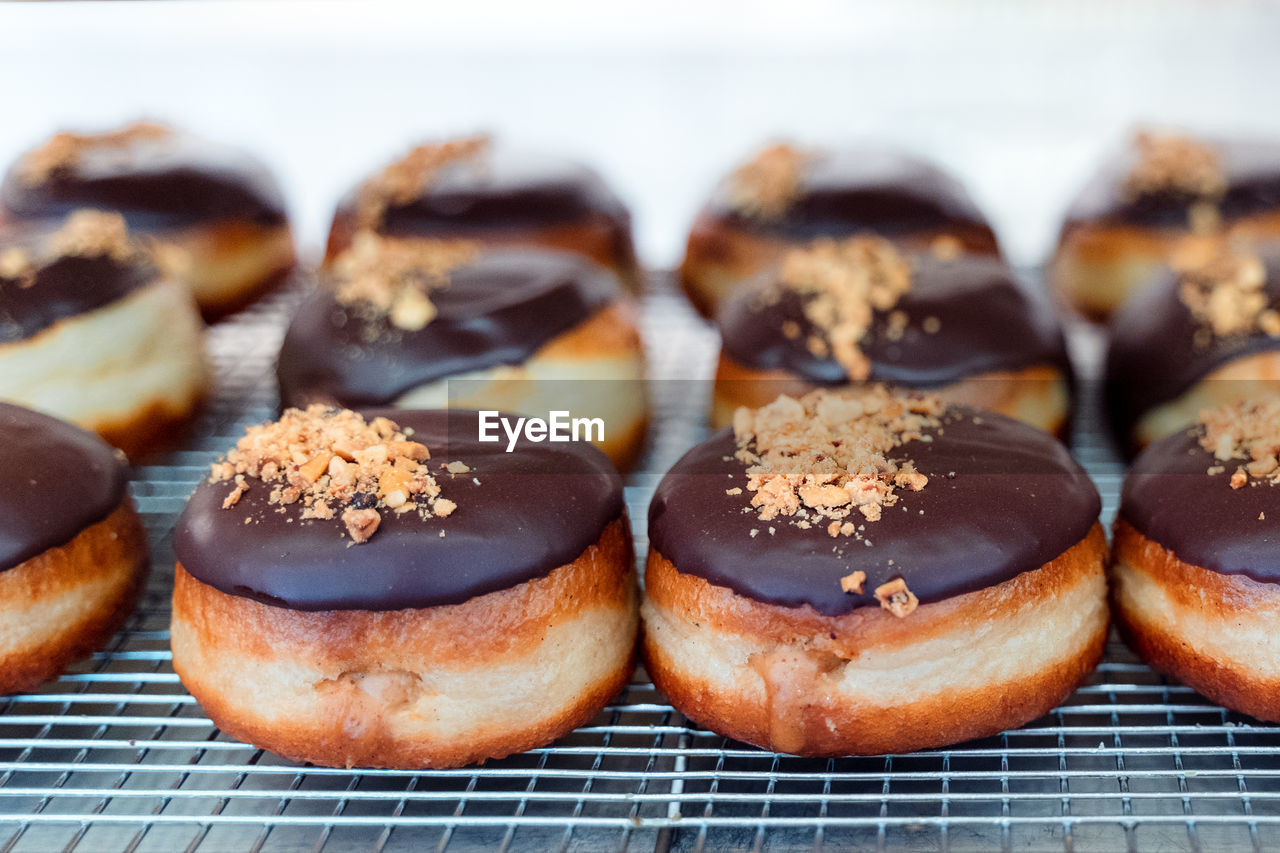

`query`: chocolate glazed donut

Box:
[277,244,648,470]
[0,403,147,695]
[1112,401,1280,721]
[1054,132,1280,320]
[642,390,1107,756]
[171,408,638,769]
[324,137,641,292]
[679,143,1000,316]
[714,247,1072,437]
[0,121,296,315]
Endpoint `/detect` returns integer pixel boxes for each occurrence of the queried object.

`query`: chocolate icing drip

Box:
[0,403,130,571]
[277,248,621,408]
[174,409,625,611]
[718,253,1069,387]
[648,409,1099,616]
[0,238,158,344]
[329,146,635,260]
[706,146,996,242]
[1063,138,1280,230]
[1,128,288,230]
[1121,426,1280,580]
[1104,244,1280,450]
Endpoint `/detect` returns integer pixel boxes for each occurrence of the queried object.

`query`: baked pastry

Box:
[713,235,1071,435]
[1113,398,1280,722]
[171,406,637,769]
[0,210,208,457]
[1105,241,1280,455]
[679,142,999,316]
[0,121,296,315]
[1054,130,1280,320]
[0,402,147,694]
[278,233,648,470]
[325,136,641,292]
[643,387,1106,756]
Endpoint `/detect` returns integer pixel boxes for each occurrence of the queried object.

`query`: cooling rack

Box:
[1,274,1278,853]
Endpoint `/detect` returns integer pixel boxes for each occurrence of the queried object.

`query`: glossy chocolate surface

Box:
[174,409,625,611]
[1104,243,1280,448]
[1064,138,1280,230]
[1,127,288,230]
[649,408,1100,616]
[0,229,158,344]
[718,253,1069,386]
[706,146,995,240]
[0,403,130,571]
[329,145,634,259]
[1121,426,1280,580]
[277,248,621,408]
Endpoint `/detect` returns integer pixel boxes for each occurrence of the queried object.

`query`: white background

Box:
[1,0,1278,267]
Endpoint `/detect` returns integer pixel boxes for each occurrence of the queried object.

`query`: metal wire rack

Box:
[1,274,1278,853]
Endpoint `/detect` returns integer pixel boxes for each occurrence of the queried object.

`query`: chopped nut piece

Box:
[726,487,743,496]
[208,405,459,543]
[874,578,919,618]
[776,236,912,380]
[1231,468,1248,489]
[1175,246,1271,339]
[728,143,808,219]
[342,508,381,543]
[445,461,471,474]
[1199,398,1280,488]
[840,570,866,594]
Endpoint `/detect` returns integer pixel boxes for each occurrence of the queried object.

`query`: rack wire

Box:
[0,274,1277,853]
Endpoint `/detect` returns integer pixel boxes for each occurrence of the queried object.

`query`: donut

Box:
[1105,241,1280,455]
[278,233,648,470]
[0,210,209,457]
[0,403,147,695]
[1053,130,1280,320]
[642,387,1106,756]
[679,143,999,317]
[325,136,641,292]
[171,406,637,769]
[1113,397,1280,721]
[713,235,1072,436]
[0,121,296,316]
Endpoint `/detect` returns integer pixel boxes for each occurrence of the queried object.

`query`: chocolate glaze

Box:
[1104,243,1280,451]
[718,253,1070,387]
[0,228,158,344]
[1063,137,1280,231]
[277,248,621,408]
[328,145,635,265]
[173,409,625,611]
[1121,425,1280,581]
[649,408,1100,616]
[1,126,288,231]
[0,403,130,571]
[706,146,996,243]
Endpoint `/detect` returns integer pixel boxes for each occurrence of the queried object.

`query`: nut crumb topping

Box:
[209,405,458,543]
[732,386,943,529]
[1198,397,1280,488]
[355,136,491,230]
[840,570,866,594]
[728,143,808,219]
[1124,131,1226,201]
[1173,244,1275,340]
[874,578,918,618]
[329,231,480,331]
[777,236,913,380]
[1,210,139,288]
[16,121,172,186]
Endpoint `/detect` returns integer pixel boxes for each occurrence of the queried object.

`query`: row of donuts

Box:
[6,121,1280,461]
[4,382,1277,766]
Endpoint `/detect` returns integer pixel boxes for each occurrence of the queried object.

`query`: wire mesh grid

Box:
[0,273,1278,853]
